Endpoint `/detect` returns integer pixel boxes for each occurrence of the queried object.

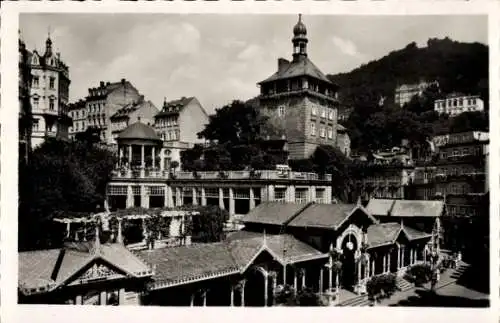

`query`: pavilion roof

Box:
[366,199,444,218]
[241,202,311,226]
[140,232,327,290]
[19,242,152,296]
[258,56,333,85]
[366,222,433,249]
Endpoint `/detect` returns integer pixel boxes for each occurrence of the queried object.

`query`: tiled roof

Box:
[110,100,157,120]
[367,223,401,248]
[117,121,161,141]
[287,203,355,229]
[365,199,395,216]
[136,243,239,289]
[259,57,332,85]
[391,200,444,218]
[367,223,433,249]
[19,242,152,295]
[241,202,311,226]
[155,97,195,118]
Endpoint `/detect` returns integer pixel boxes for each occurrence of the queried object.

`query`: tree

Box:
[18,138,117,251]
[275,286,327,306]
[366,273,399,305]
[179,205,229,243]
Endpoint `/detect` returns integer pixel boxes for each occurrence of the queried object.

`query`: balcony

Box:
[173,170,332,182]
[112,167,169,180]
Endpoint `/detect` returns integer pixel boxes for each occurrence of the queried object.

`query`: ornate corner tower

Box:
[257,14,340,160]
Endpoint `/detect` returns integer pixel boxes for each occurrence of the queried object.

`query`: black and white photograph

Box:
[8,7,494,314]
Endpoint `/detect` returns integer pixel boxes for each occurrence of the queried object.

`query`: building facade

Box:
[28,36,72,148]
[110,96,159,144]
[19,35,32,163]
[394,80,439,107]
[257,15,340,160]
[75,79,142,144]
[434,94,484,116]
[412,131,489,217]
[336,125,351,157]
[154,97,209,171]
[68,99,87,138]
[19,199,442,306]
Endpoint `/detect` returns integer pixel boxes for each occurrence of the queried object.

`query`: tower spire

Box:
[292,14,308,61]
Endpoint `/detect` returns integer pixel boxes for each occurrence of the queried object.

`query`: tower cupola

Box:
[292,14,308,61]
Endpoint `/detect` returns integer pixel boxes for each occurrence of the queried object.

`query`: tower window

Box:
[311,106,317,116]
[32,119,39,131]
[49,98,55,111]
[33,97,39,109]
[32,76,39,88]
[328,109,334,120]
[278,106,285,117]
[310,123,316,136]
[49,77,55,89]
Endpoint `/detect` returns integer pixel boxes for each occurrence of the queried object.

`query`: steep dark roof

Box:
[117,121,161,141]
[19,242,152,295]
[259,57,332,85]
[366,199,444,218]
[110,100,156,120]
[367,222,433,249]
[287,203,355,229]
[137,243,239,289]
[241,202,310,226]
[155,97,195,118]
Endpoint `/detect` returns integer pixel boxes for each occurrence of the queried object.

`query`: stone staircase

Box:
[396,276,413,292]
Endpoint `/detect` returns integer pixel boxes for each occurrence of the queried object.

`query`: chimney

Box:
[100,81,105,87]
[106,82,111,86]
[278,58,290,72]
[121,78,126,84]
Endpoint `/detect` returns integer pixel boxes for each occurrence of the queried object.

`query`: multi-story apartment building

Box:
[28,35,72,148]
[257,15,340,160]
[394,80,439,107]
[353,148,415,201]
[110,95,159,144]
[76,79,142,144]
[154,97,209,170]
[19,35,32,163]
[434,93,484,116]
[68,99,87,138]
[412,131,489,216]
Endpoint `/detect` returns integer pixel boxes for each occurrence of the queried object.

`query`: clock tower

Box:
[258,14,340,160]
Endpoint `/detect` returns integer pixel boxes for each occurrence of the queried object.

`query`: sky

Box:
[20,14,488,115]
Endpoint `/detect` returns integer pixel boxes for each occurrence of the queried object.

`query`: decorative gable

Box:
[67,261,126,286]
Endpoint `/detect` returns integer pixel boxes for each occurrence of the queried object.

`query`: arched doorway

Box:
[341,234,358,290]
[244,267,266,307]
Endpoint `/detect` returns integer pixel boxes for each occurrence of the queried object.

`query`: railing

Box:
[112,168,169,179]
[174,170,332,181]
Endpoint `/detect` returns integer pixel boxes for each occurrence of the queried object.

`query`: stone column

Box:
[293,271,298,295]
[357,260,362,282]
[319,268,324,293]
[142,218,147,244]
[301,269,306,289]
[272,274,277,305]
[99,291,107,305]
[128,145,132,165]
[309,186,316,203]
[371,258,375,276]
[229,188,235,217]
[268,185,275,201]
[287,186,296,203]
[140,185,149,208]
[424,247,427,263]
[219,188,225,209]
[401,246,405,268]
[240,280,246,307]
[164,186,170,207]
[249,187,255,210]
[176,187,181,206]
[397,245,401,269]
[283,264,287,285]
[190,293,195,307]
[119,147,124,165]
[152,146,156,168]
[230,285,234,307]
[263,273,268,307]
[126,185,134,208]
[75,295,82,305]
[118,288,125,305]
[141,145,145,168]
[66,222,71,238]
[201,187,207,206]
[328,264,333,291]
[202,290,207,307]
[192,188,198,206]
[387,252,391,272]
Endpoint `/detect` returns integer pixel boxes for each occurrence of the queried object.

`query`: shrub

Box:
[366,273,398,304]
[404,263,433,287]
[275,286,327,306]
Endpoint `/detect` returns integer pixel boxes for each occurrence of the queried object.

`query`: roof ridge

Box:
[283,201,314,226]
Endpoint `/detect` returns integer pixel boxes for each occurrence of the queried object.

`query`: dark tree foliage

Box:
[177,205,229,243]
[18,138,117,251]
[328,38,488,151]
[181,100,287,171]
